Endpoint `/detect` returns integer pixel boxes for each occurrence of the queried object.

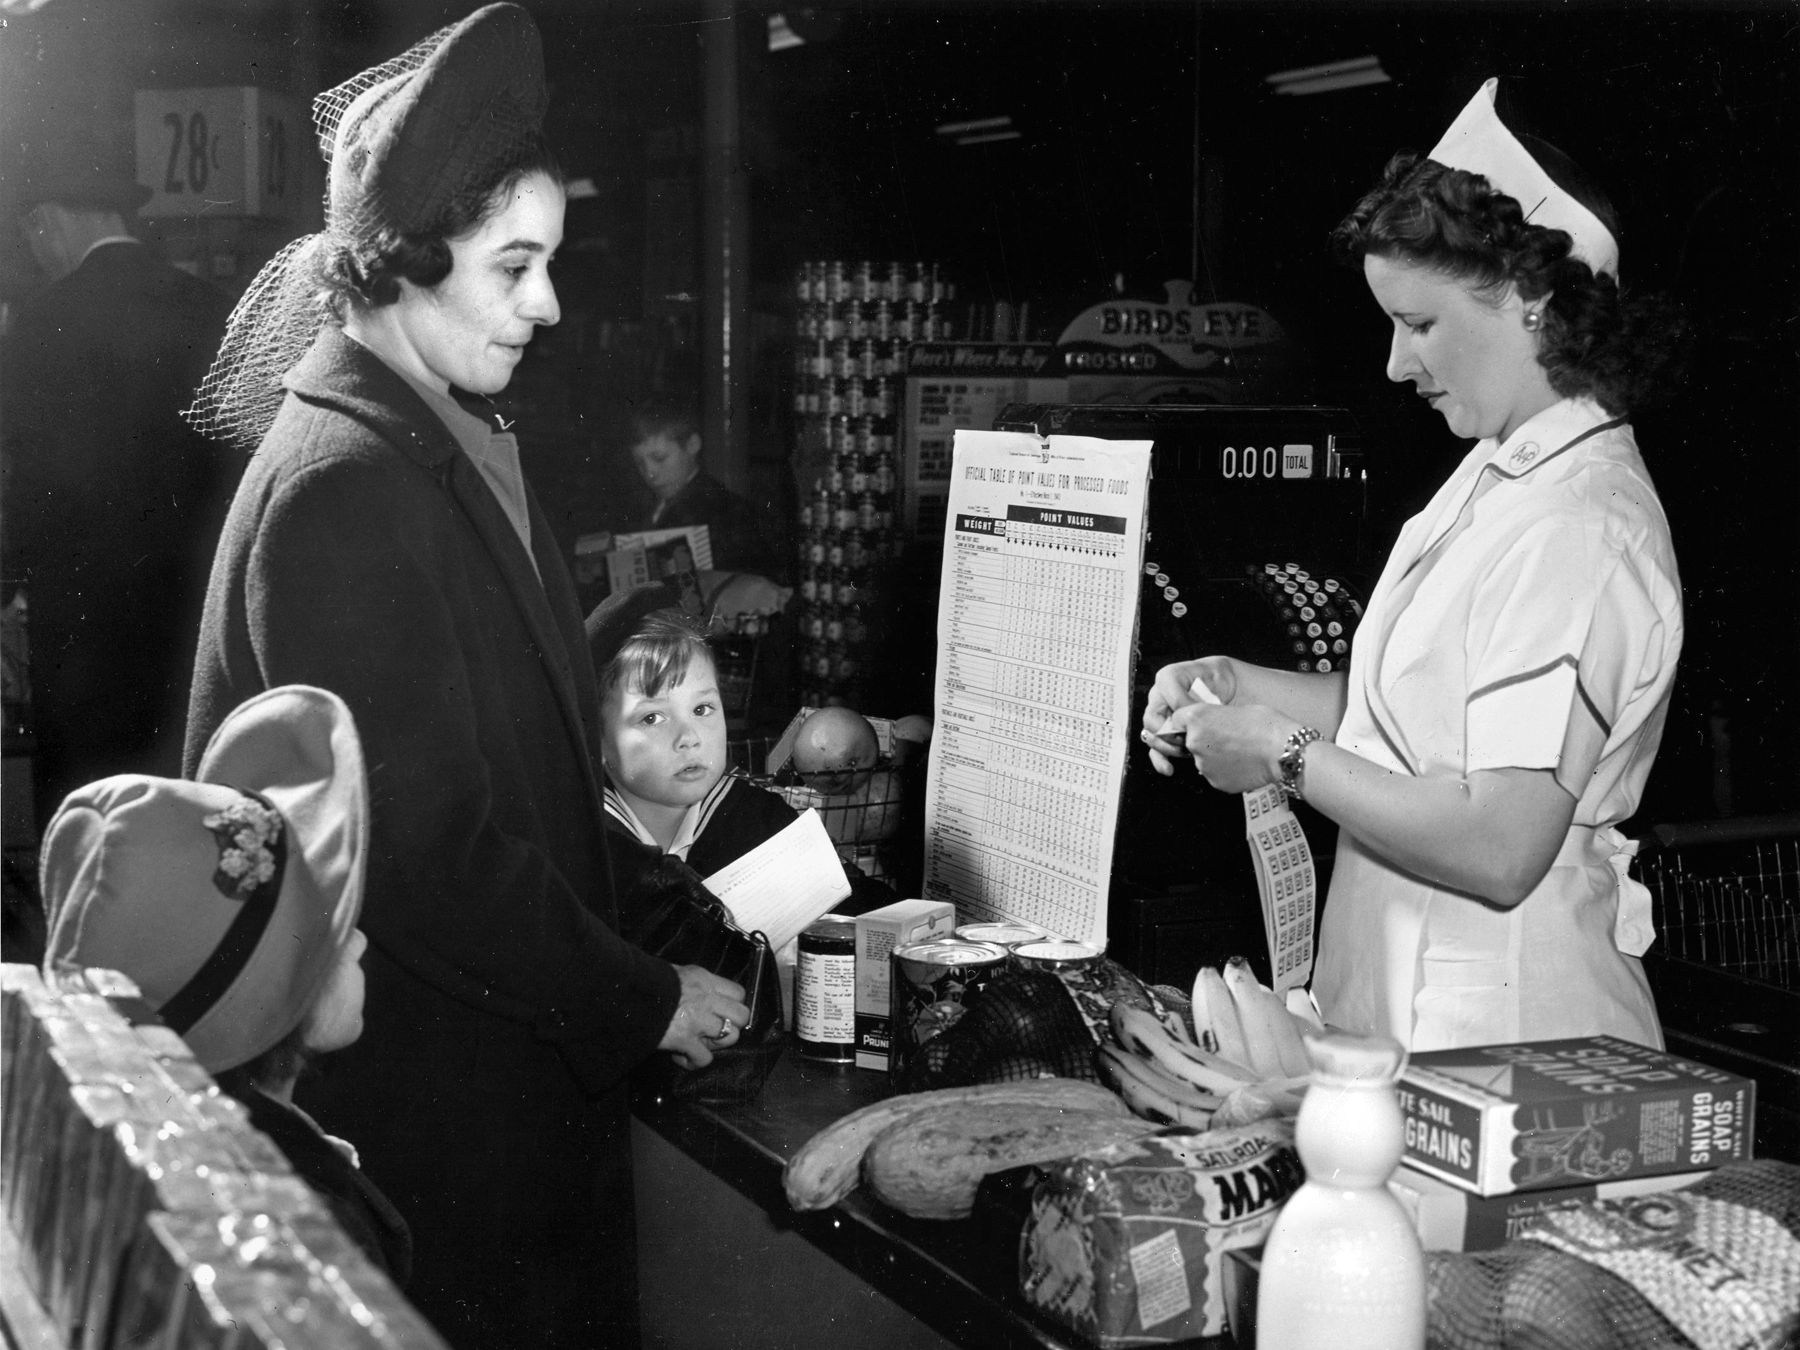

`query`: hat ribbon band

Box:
[157,787,290,1037]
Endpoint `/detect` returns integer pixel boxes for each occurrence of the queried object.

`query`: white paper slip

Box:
[703,808,852,954]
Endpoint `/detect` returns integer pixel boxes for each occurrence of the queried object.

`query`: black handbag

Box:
[625,853,786,1104]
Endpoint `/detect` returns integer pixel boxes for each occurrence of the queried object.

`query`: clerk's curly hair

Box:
[1330,146,1690,418]
[314,134,562,315]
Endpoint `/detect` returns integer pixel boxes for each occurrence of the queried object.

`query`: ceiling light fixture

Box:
[767,13,804,52]
[955,131,1022,147]
[936,116,1013,138]
[1265,55,1390,96]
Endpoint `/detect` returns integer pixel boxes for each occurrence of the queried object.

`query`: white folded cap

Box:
[1429,78,1620,279]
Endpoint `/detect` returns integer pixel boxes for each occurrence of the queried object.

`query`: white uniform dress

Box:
[1313,397,1682,1051]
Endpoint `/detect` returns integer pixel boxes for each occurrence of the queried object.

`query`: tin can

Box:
[955,921,1050,949]
[1010,940,1105,974]
[796,916,857,1062]
[889,938,1009,1074]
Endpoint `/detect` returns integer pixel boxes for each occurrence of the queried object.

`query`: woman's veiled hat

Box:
[324,2,546,249]
[185,3,549,454]
[39,686,369,1073]
[1428,78,1620,279]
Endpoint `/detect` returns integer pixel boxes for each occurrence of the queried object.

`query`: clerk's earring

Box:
[1522,311,1543,332]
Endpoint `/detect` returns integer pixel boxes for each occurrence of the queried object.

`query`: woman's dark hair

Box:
[317,133,563,315]
[598,610,717,708]
[1329,147,1689,417]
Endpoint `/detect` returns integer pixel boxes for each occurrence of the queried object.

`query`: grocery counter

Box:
[631,1052,1230,1350]
[632,1026,1800,1350]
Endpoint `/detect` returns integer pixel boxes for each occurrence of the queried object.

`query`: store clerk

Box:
[1143,80,1686,1053]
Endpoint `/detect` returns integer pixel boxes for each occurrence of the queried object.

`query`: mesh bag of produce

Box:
[1426,1159,1800,1350]
[896,966,1094,1090]
[896,958,1184,1092]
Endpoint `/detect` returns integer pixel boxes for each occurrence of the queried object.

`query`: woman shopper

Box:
[1143,80,1687,1054]
[181,8,746,1346]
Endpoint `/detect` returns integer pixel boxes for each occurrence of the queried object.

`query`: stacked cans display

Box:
[791,260,955,705]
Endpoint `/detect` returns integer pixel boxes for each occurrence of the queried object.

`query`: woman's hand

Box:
[1141,658,1237,776]
[1161,701,1293,794]
[658,965,752,1070]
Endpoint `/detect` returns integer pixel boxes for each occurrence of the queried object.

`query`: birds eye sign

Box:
[133,86,302,220]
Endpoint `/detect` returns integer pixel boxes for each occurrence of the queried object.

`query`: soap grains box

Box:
[1388,1161,1712,1251]
[1398,1035,1754,1197]
[853,898,954,1069]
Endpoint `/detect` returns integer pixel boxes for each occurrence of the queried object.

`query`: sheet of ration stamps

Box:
[922,428,1153,950]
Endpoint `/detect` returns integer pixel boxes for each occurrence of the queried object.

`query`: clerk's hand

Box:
[1159,701,1293,795]
[659,965,752,1070]
[1141,657,1236,776]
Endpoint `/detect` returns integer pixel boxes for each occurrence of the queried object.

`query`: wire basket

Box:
[725,735,780,778]
[719,757,910,883]
[1633,815,1800,992]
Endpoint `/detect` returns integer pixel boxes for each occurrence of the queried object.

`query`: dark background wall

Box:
[2,0,1794,821]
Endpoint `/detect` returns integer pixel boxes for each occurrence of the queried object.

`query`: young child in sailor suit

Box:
[587,584,894,933]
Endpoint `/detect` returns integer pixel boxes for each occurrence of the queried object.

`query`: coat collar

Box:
[284,325,461,471]
[283,324,607,815]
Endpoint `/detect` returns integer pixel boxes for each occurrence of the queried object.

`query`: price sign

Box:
[133,86,303,220]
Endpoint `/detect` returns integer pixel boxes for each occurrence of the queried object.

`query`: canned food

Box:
[955,922,1051,948]
[1009,940,1105,974]
[889,938,1009,1074]
[796,916,857,1062]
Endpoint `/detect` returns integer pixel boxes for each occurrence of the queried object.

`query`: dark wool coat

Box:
[0,240,234,825]
[184,327,678,1350]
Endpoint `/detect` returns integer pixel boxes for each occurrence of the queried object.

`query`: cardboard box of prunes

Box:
[1398,1035,1754,1197]
[853,899,954,1070]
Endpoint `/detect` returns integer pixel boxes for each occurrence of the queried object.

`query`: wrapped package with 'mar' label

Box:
[1020,1120,1300,1344]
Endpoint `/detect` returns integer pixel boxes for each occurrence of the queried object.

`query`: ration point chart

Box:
[923,428,1153,949]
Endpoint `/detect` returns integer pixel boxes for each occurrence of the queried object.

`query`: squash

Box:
[862,1103,1159,1220]
[783,1077,1127,1212]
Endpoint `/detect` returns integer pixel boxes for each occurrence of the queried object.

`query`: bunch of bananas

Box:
[1095,956,1325,1131]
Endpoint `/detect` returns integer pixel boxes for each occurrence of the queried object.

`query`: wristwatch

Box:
[1278,727,1323,801]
